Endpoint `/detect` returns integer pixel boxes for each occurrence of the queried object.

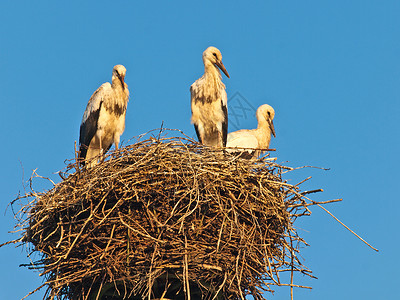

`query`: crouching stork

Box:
[226,104,276,159]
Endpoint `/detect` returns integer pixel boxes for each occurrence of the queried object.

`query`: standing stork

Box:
[190,46,230,148]
[79,64,129,167]
[226,104,276,159]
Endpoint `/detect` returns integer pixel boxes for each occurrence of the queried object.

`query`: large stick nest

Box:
[7,131,319,300]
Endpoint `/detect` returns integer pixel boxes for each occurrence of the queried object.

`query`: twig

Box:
[316,204,379,252]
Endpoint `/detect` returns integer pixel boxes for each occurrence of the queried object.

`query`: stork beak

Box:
[216,61,230,78]
[268,119,276,137]
[117,73,125,90]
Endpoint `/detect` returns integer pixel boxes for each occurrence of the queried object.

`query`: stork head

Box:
[202,46,230,78]
[257,104,276,137]
[112,65,127,89]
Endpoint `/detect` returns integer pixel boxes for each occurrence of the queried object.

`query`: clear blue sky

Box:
[1,1,399,299]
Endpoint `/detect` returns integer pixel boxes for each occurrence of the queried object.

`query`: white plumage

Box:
[226,104,276,159]
[190,46,230,148]
[79,65,129,167]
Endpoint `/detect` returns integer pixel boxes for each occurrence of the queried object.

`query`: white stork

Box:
[79,64,129,167]
[226,104,276,159]
[190,46,230,148]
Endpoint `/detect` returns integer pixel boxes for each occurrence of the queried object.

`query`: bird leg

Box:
[99,136,104,163]
[109,137,120,162]
[110,142,118,162]
[218,131,223,148]
[114,135,120,151]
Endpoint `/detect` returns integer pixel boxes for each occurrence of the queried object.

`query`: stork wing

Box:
[190,85,202,143]
[226,130,258,158]
[79,83,111,160]
[193,123,202,144]
[221,91,228,147]
[190,81,227,147]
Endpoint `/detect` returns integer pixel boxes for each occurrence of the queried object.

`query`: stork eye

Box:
[213,53,217,58]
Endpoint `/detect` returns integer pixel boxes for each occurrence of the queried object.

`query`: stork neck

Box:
[111,77,129,104]
[204,62,222,79]
[112,77,124,90]
[255,118,271,149]
[256,115,269,131]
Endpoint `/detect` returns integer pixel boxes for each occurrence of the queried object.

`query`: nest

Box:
[6,131,323,300]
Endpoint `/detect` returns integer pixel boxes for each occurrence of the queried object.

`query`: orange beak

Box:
[216,61,230,78]
[268,119,276,137]
[117,73,125,90]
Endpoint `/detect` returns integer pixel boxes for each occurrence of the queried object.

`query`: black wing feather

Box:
[78,101,102,162]
[221,100,228,147]
[194,123,202,144]
[191,85,203,144]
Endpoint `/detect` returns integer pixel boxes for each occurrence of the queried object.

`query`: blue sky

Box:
[1,1,399,299]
